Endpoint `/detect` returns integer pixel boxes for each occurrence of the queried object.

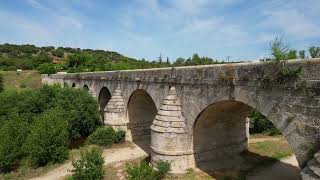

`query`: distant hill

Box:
[0,43,225,74]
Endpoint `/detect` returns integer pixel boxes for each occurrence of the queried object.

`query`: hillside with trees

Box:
[0,43,227,74]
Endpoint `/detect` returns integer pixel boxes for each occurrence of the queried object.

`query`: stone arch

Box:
[72,83,76,88]
[192,99,304,172]
[127,89,157,154]
[193,100,252,170]
[83,84,89,91]
[98,87,111,112]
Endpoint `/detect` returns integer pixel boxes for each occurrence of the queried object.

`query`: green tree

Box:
[0,114,29,172]
[48,87,101,140]
[24,108,69,167]
[287,49,297,59]
[299,50,306,59]
[52,49,64,57]
[270,37,289,61]
[38,63,57,74]
[309,46,320,58]
[0,73,3,92]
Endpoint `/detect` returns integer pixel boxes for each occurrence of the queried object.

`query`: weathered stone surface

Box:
[88,82,97,98]
[151,87,186,134]
[42,58,320,178]
[103,85,127,132]
[308,159,320,177]
[301,167,320,180]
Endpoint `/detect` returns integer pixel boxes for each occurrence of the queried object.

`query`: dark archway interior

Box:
[72,83,76,88]
[193,100,299,178]
[194,101,251,170]
[83,85,89,91]
[98,87,111,120]
[127,89,157,154]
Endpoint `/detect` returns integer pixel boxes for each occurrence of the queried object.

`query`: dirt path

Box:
[247,155,300,180]
[30,143,148,180]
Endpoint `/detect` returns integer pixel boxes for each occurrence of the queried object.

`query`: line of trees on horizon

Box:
[0,41,319,74]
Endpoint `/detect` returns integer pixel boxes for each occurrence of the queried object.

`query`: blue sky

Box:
[0,0,319,61]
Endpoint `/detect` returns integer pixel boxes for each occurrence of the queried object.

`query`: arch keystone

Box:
[151,87,192,174]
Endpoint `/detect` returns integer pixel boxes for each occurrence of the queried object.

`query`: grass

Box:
[0,70,42,91]
[0,163,61,180]
[248,138,294,160]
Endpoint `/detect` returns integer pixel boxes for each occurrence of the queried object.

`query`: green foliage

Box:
[0,43,227,73]
[126,161,159,180]
[155,160,171,179]
[0,73,3,92]
[0,114,29,172]
[114,129,126,143]
[249,110,280,135]
[24,108,69,167]
[307,144,317,159]
[48,87,101,139]
[52,49,64,57]
[87,126,126,146]
[277,66,302,82]
[309,46,320,58]
[126,160,170,180]
[271,37,289,61]
[287,50,297,59]
[71,148,105,180]
[38,63,57,75]
[299,50,306,59]
[0,85,100,172]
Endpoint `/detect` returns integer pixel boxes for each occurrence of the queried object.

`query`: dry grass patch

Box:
[0,71,42,91]
[249,137,294,160]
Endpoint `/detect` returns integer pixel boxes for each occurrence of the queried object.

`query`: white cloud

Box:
[26,0,44,9]
[263,9,320,38]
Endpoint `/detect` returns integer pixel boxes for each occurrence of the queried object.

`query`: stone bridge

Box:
[42,58,320,179]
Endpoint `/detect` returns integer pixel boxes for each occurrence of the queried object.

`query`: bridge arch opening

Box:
[98,87,111,120]
[72,83,76,88]
[193,100,298,178]
[127,89,157,154]
[83,85,89,91]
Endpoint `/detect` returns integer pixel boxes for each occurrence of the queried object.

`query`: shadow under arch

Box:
[83,84,89,91]
[72,83,76,88]
[127,89,157,154]
[192,100,300,179]
[98,87,111,120]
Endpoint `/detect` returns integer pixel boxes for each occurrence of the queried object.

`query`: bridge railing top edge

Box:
[42,58,320,78]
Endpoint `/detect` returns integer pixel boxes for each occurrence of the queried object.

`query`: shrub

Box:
[155,160,170,179]
[127,161,158,180]
[114,129,126,143]
[0,114,29,172]
[71,148,105,180]
[87,126,126,146]
[48,87,101,140]
[38,63,57,75]
[126,160,170,180]
[24,108,69,167]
